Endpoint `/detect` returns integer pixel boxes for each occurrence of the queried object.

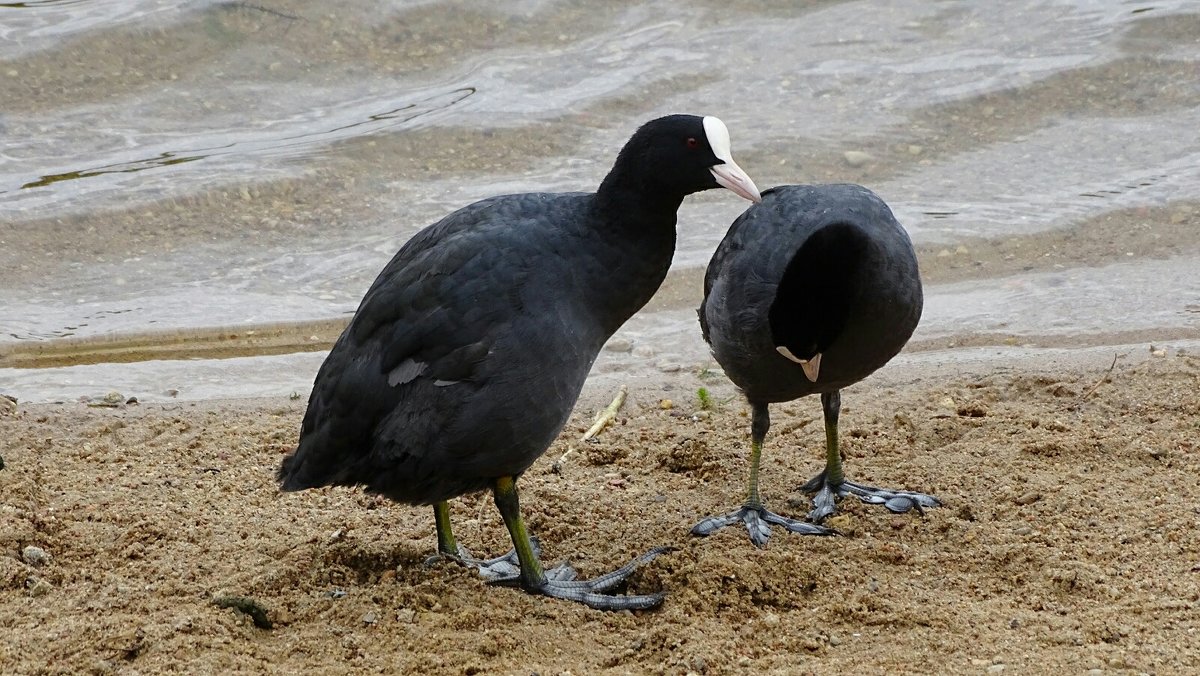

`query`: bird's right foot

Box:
[691,504,834,548]
[801,471,942,522]
[489,546,674,611]
[425,537,544,581]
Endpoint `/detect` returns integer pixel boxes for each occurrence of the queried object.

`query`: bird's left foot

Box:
[692,504,833,548]
[490,546,675,611]
[425,537,545,581]
[801,472,941,522]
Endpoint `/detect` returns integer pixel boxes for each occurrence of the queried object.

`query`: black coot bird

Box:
[692,184,940,547]
[278,115,761,609]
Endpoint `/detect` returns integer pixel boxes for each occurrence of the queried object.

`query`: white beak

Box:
[702,115,761,203]
[711,161,762,203]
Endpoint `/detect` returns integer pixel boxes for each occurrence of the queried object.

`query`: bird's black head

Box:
[602,114,761,206]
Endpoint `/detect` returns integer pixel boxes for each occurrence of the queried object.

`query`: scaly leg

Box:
[425,500,545,580]
[801,390,941,521]
[488,476,670,611]
[692,401,832,547]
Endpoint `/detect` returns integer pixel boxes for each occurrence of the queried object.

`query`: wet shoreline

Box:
[2,0,1198,403]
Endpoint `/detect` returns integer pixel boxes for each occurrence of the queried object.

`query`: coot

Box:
[279,115,761,608]
[693,184,939,547]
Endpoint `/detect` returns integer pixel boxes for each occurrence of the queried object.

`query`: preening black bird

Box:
[692,184,940,547]
[278,115,761,609]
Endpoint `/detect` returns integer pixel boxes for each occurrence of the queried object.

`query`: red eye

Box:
[686,137,699,149]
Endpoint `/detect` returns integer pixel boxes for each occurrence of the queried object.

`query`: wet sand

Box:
[2,348,1199,674]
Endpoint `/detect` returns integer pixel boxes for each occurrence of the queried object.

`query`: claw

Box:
[691,512,744,536]
[502,546,672,611]
[803,474,941,520]
[694,505,833,547]
[742,508,772,547]
[431,537,544,581]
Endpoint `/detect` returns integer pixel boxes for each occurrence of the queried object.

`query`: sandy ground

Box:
[2,350,1198,675]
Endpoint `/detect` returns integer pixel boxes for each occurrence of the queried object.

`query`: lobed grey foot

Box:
[425,537,545,581]
[489,545,675,611]
[692,504,833,548]
[801,473,941,522]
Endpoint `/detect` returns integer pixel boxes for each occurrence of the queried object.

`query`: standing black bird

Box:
[278,115,761,609]
[692,184,940,547]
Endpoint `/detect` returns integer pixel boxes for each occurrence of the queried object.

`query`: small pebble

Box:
[658,362,682,373]
[632,345,656,358]
[22,546,51,566]
[843,150,873,167]
[659,399,674,410]
[28,578,52,597]
[1014,492,1041,506]
[987,665,1006,674]
[362,611,378,625]
[397,609,416,623]
[604,338,633,353]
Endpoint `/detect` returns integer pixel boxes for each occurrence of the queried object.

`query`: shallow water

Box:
[1,0,1198,402]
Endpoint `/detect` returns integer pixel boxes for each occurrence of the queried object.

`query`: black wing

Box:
[280,195,549,490]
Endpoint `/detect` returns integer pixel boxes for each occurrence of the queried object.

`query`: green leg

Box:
[744,402,770,509]
[491,476,547,590]
[489,475,669,610]
[692,400,831,545]
[804,389,941,520]
[821,391,844,488]
[433,501,457,556]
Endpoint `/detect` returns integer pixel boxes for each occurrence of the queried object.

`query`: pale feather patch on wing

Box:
[387,358,427,386]
[433,380,460,387]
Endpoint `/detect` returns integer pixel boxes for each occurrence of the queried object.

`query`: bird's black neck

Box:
[578,171,683,337]
[594,166,687,223]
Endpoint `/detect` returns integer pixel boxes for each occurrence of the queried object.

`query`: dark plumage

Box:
[693,184,939,547]
[278,114,760,608]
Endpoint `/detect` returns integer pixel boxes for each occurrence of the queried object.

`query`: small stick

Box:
[1069,353,1119,410]
[582,384,628,441]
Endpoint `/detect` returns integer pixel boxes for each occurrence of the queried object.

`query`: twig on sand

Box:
[1068,354,1120,411]
[581,384,627,441]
